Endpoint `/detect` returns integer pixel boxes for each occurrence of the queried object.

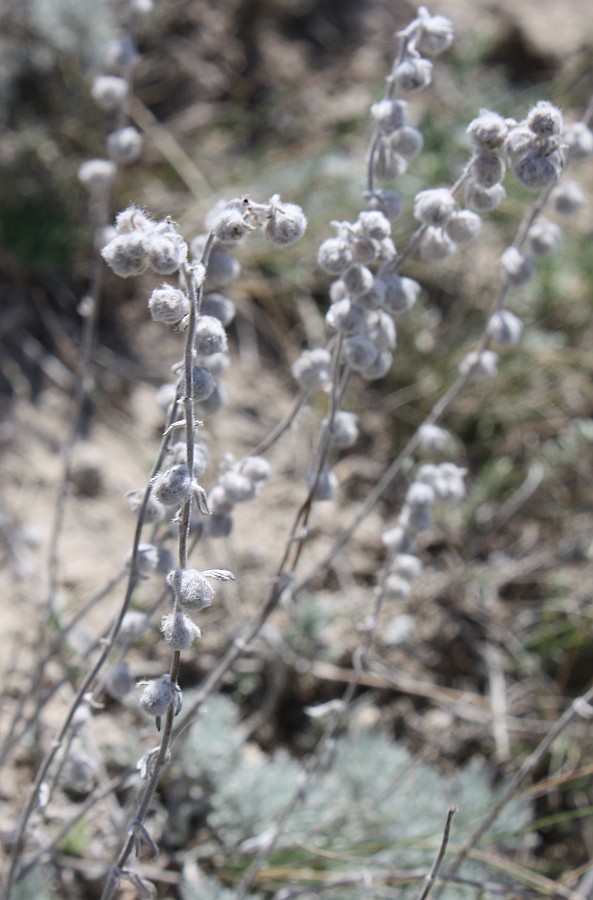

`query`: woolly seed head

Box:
[418,226,456,261]
[148,285,190,325]
[382,275,420,315]
[324,410,359,448]
[470,151,505,188]
[263,198,307,246]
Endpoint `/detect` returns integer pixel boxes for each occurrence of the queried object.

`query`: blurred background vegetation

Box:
[3,0,593,896]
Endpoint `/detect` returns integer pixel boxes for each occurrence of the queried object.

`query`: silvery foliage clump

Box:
[177,695,531,900]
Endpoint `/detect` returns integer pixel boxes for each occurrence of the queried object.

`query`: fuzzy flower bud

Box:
[161,611,201,650]
[212,208,252,245]
[151,464,192,506]
[464,181,506,213]
[372,141,407,181]
[486,309,523,346]
[417,423,451,453]
[393,57,433,93]
[91,75,128,112]
[526,101,563,137]
[78,158,117,190]
[105,662,133,700]
[470,151,505,188]
[292,348,332,391]
[101,233,149,277]
[263,197,307,246]
[324,410,359,448]
[202,293,236,326]
[356,210,392,241]
[191,365,216,402]
[342,335,379,371]
[467,110,509,149]
[526,219,563,257]
[343,265,374,298]
[125,543,159,575]
[418,226,456,261]
[416,8,454,56]
[138,674,177,730]
[194,316,228,356]
[362,349,393,380]
[219,470,256,503]
[365,189,404,221]
[382,275,420,314]
[550,179,585,215]
[445,209,481,244]
[414,188,457,227]
[148,233,187,275]
[500,246,536,285]
[167,566,234,609]
[318,238,354,274]
[390,125,424,160]
[148,285,189,325]
[513,150,562,191]
[107,126,143,165]
[239,456,271,485]
[370,98,408,133]
[564,122,593,160]
[459,349,498,379]
[309,467,338,501]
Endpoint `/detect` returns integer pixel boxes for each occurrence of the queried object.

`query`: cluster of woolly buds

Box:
[504,101,564,191]
[379,459,466,599]
[157,567,234,659]
[462,109,511,213]
[459,349,498,379]
[398,462,466,535]
[102,207,189,278]
[486,309,523,346]
[138,674,182,731]
[370,98,424,185]
[413,188,481,260]
[205,455,271,537]
[391,7,454,94]
[202,195,307,249]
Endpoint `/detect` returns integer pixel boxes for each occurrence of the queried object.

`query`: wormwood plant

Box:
[3,2,593,899]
